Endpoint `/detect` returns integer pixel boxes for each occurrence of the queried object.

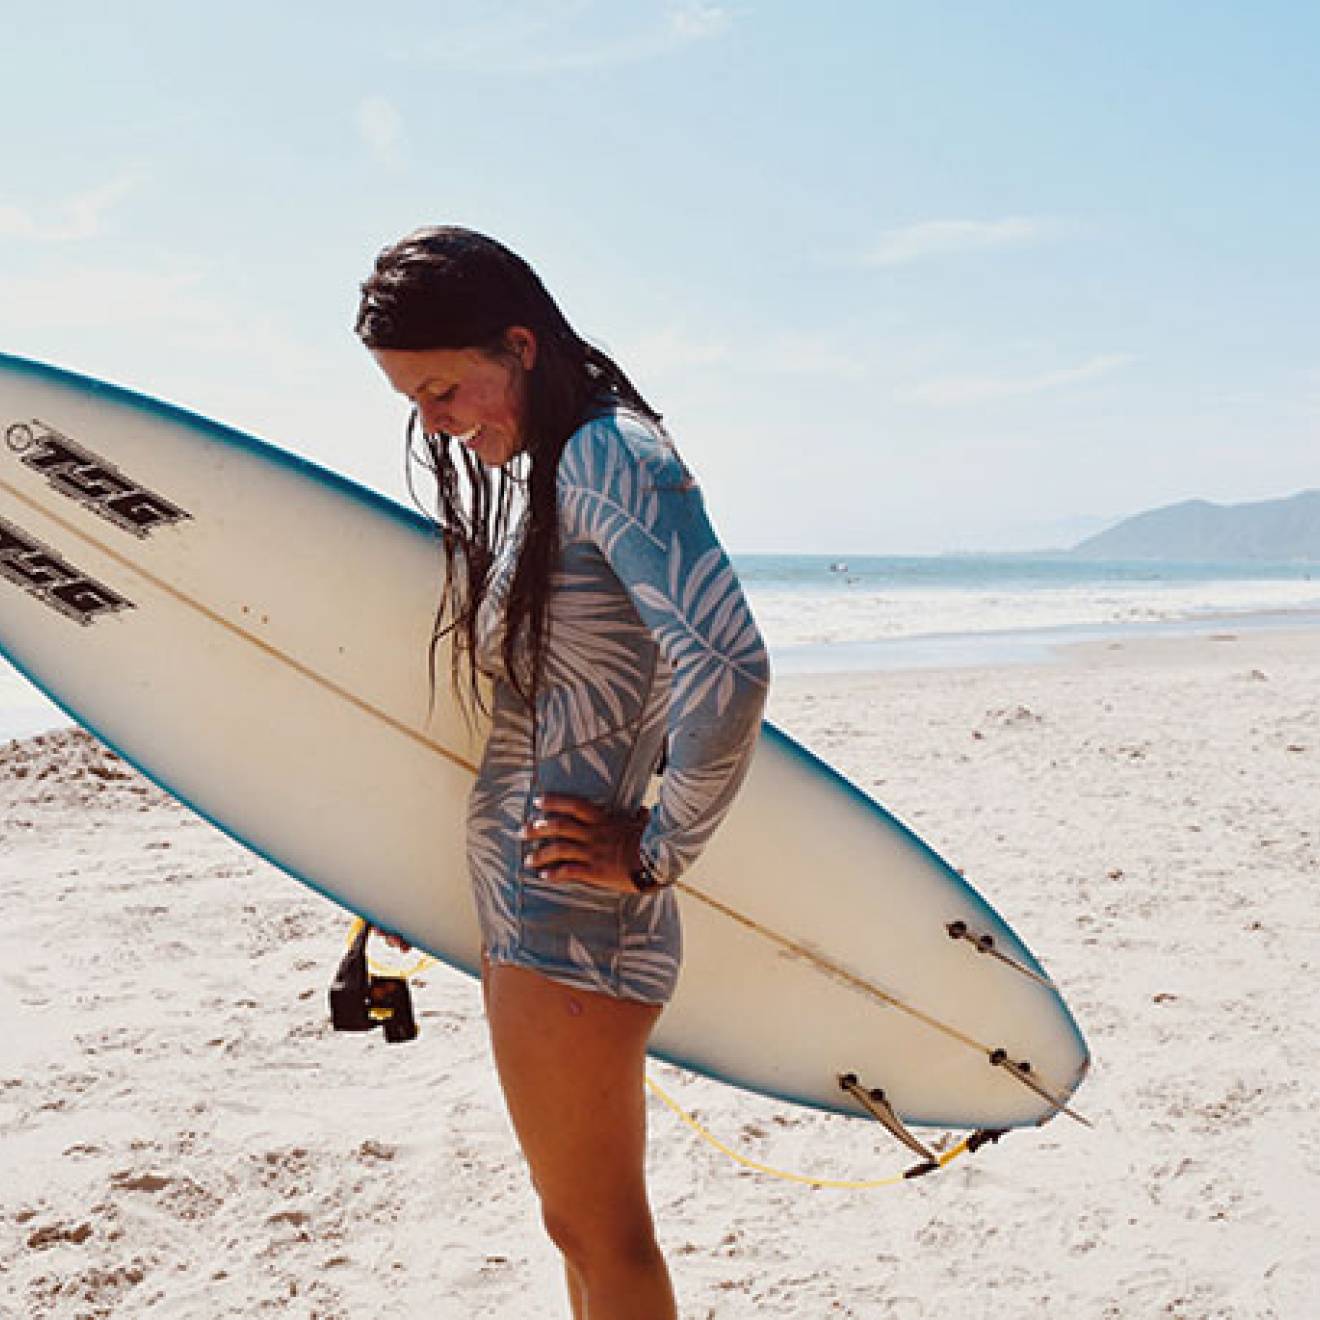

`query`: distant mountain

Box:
[1071,489,1320,562]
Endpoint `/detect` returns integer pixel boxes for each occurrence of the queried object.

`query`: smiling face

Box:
[371,327,537,468]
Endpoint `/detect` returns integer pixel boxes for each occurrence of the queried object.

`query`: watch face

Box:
[632,856,663,892]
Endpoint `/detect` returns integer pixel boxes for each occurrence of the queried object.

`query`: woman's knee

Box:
[540,1197,660,1275]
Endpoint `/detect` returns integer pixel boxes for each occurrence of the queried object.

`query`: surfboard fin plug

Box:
[989,1049,1091,1127]
[838,1074,941,1178]
[946,919,1056,990]
[329,921,418,1044]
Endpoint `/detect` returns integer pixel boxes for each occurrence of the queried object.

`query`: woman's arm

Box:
[536,413,771,890]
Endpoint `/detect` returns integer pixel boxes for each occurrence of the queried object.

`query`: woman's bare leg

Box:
[564,1261,587,1319]
[483,960,677,1319]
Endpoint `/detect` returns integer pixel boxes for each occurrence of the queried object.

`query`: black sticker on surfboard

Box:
[5,420,190,539]
[0,515,135,625]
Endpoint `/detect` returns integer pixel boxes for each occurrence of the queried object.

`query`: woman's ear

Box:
[505,326,538,371]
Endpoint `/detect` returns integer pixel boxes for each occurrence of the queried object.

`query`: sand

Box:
[2,628,1318,1318]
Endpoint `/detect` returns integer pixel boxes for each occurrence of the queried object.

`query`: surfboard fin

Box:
[838,1074,941,1178]
[946,920,1057,990]
[989,1049,1092,1127]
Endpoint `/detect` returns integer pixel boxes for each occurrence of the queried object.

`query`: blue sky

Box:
[2,1,1316,553]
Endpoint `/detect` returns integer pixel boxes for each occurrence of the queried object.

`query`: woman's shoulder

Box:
[558,405,695,494]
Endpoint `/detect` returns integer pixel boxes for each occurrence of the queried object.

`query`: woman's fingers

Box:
[520,795,645,893]
[526,839,595,868]
[525,833,627,886]
[533,793,605,823]
[540,865,592,885]
[521,815,591,844]
[521,817,594,876]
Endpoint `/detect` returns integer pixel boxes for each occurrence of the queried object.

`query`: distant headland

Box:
[1070,489,1320,563]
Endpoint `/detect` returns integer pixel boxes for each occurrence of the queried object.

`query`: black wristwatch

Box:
[630,852,665,893]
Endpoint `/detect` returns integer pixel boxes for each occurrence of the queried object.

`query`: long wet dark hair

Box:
[355,226,661,714]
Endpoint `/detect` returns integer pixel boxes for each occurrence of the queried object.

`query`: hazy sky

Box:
[2,1,1316,553]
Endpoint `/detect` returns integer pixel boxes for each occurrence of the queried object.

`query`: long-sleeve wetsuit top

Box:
[466,405,771,1001]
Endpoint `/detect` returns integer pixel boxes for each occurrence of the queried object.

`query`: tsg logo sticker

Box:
[5,421,190,538]
[0,516,134,625]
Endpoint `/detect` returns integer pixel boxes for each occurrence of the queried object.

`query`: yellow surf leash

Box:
[336,919,1003,1186]
[343,915,436,980]
[643,1074,976,1189]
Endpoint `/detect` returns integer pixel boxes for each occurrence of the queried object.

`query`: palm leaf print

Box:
[564,935,616,994]
[543,565,651,728]
[559,429,663,555]
[617,947,680,1000]
[465,408,762,1006]
[645,748,753,871]
[633,540,768,725]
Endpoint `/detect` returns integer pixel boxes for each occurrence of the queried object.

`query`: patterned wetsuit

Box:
[468,406,771,1003]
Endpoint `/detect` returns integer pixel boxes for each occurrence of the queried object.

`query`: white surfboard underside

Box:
[0,354,1088,1129]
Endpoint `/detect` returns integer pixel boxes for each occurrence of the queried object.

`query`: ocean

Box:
[4,554,1320,741]
[736,553,1320,673]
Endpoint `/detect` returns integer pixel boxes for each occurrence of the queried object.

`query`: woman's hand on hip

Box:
[521,795,648,894]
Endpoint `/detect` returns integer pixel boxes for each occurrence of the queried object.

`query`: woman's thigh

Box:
[483,960,663,1231]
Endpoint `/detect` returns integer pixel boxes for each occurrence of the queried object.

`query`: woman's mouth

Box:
[452,424,483,446]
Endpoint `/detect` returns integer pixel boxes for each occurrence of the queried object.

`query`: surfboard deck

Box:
[0,351,1088,1130]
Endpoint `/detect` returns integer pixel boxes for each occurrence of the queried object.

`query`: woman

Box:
[356,227,770,1319]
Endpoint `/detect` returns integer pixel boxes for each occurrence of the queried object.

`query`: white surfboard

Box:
[0,352,1088,1133]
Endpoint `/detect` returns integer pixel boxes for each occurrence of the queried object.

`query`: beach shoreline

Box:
[3,625,1318,1317]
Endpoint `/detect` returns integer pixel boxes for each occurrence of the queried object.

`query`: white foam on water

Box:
[746,575,1320,650]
